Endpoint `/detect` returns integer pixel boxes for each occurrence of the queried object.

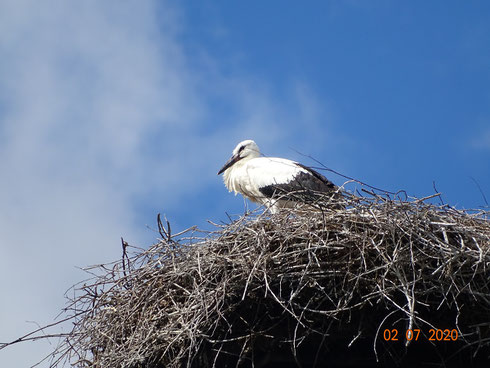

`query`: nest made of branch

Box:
[52,193,490,368]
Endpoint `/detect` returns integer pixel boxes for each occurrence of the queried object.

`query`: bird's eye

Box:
[238,146,245,153]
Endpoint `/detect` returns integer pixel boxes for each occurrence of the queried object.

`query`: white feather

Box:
[219,140,334,213]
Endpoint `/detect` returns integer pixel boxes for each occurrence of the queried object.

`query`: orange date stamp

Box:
[383,328,458,342]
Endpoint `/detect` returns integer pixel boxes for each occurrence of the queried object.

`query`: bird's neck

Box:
[223,157,251,193]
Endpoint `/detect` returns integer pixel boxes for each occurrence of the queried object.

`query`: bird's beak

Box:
[218,154,241,175]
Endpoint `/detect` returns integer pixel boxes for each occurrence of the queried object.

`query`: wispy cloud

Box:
[0,1,197,365]
[0,1,330,366]
[470,126,490,151]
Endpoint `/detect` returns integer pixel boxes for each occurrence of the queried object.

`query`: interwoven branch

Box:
[43,193,490,367]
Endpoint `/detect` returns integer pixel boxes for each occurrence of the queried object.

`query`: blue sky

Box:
[1,1,489,366]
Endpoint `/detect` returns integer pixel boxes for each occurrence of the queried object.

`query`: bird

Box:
[217,139,341,213]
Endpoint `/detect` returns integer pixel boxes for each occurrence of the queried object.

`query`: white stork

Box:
[218,140,341,213]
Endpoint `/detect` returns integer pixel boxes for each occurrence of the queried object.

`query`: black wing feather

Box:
[259,163,337,201]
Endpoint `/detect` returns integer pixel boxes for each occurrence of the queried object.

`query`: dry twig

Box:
[3,191,489,367]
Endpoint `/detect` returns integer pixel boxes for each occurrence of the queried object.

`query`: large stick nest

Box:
[52,193,489,368]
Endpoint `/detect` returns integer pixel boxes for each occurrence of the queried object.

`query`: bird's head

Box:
[218,140,260,175]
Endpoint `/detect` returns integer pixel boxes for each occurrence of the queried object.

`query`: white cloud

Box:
[0,1,196,366]
[0,1,334,366]
[470,127,490,150]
